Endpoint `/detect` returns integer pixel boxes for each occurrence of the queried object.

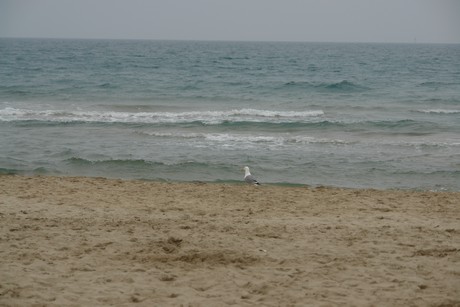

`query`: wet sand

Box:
[1,175,459,306]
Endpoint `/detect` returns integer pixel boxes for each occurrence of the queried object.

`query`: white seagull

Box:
[243,166,261,185]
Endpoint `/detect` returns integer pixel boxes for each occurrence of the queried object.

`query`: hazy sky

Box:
[1,0,459,43]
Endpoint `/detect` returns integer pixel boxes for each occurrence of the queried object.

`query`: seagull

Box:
[243,166,261,185]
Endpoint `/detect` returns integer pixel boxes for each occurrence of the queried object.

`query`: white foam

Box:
[0,107,324,124]
[232,108,325,118]
[136,130,351,147]
[418,109,460,114]
[205,133,281,144]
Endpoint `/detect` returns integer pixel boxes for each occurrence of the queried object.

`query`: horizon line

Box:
[1,35,459,45]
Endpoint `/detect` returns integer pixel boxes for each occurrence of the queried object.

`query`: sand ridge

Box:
[0,175,459,306]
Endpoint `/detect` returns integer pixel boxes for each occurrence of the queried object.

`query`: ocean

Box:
[1,38,459,190]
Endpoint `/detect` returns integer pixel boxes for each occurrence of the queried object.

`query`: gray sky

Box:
[1,0,459,43]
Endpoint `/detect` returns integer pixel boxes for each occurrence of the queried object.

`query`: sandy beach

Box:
[0,175,459,306]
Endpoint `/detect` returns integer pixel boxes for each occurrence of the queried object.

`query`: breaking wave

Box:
[0,107,324,125]
[416,109,460,114]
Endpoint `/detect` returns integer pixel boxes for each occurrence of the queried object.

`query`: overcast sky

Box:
[1,0,459,43]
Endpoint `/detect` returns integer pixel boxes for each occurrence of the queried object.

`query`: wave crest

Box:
[417,109,460,114]
[0,107,324,125]
[283,80,368,92]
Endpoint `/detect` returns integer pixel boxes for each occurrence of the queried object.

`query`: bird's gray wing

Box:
[245,175,260,185]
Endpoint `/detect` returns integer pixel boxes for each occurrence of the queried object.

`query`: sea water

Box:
[1,38,459,190]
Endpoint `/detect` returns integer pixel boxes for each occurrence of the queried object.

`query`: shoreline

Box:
[1,172,457,192]
[1,175,459,306]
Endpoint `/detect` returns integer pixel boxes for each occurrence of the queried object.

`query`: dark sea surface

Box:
[1,38,459,190]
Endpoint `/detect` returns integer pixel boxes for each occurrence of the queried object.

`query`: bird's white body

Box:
[244,166,251,178]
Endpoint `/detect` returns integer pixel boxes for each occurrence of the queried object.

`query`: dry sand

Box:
[0,175,459,306]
